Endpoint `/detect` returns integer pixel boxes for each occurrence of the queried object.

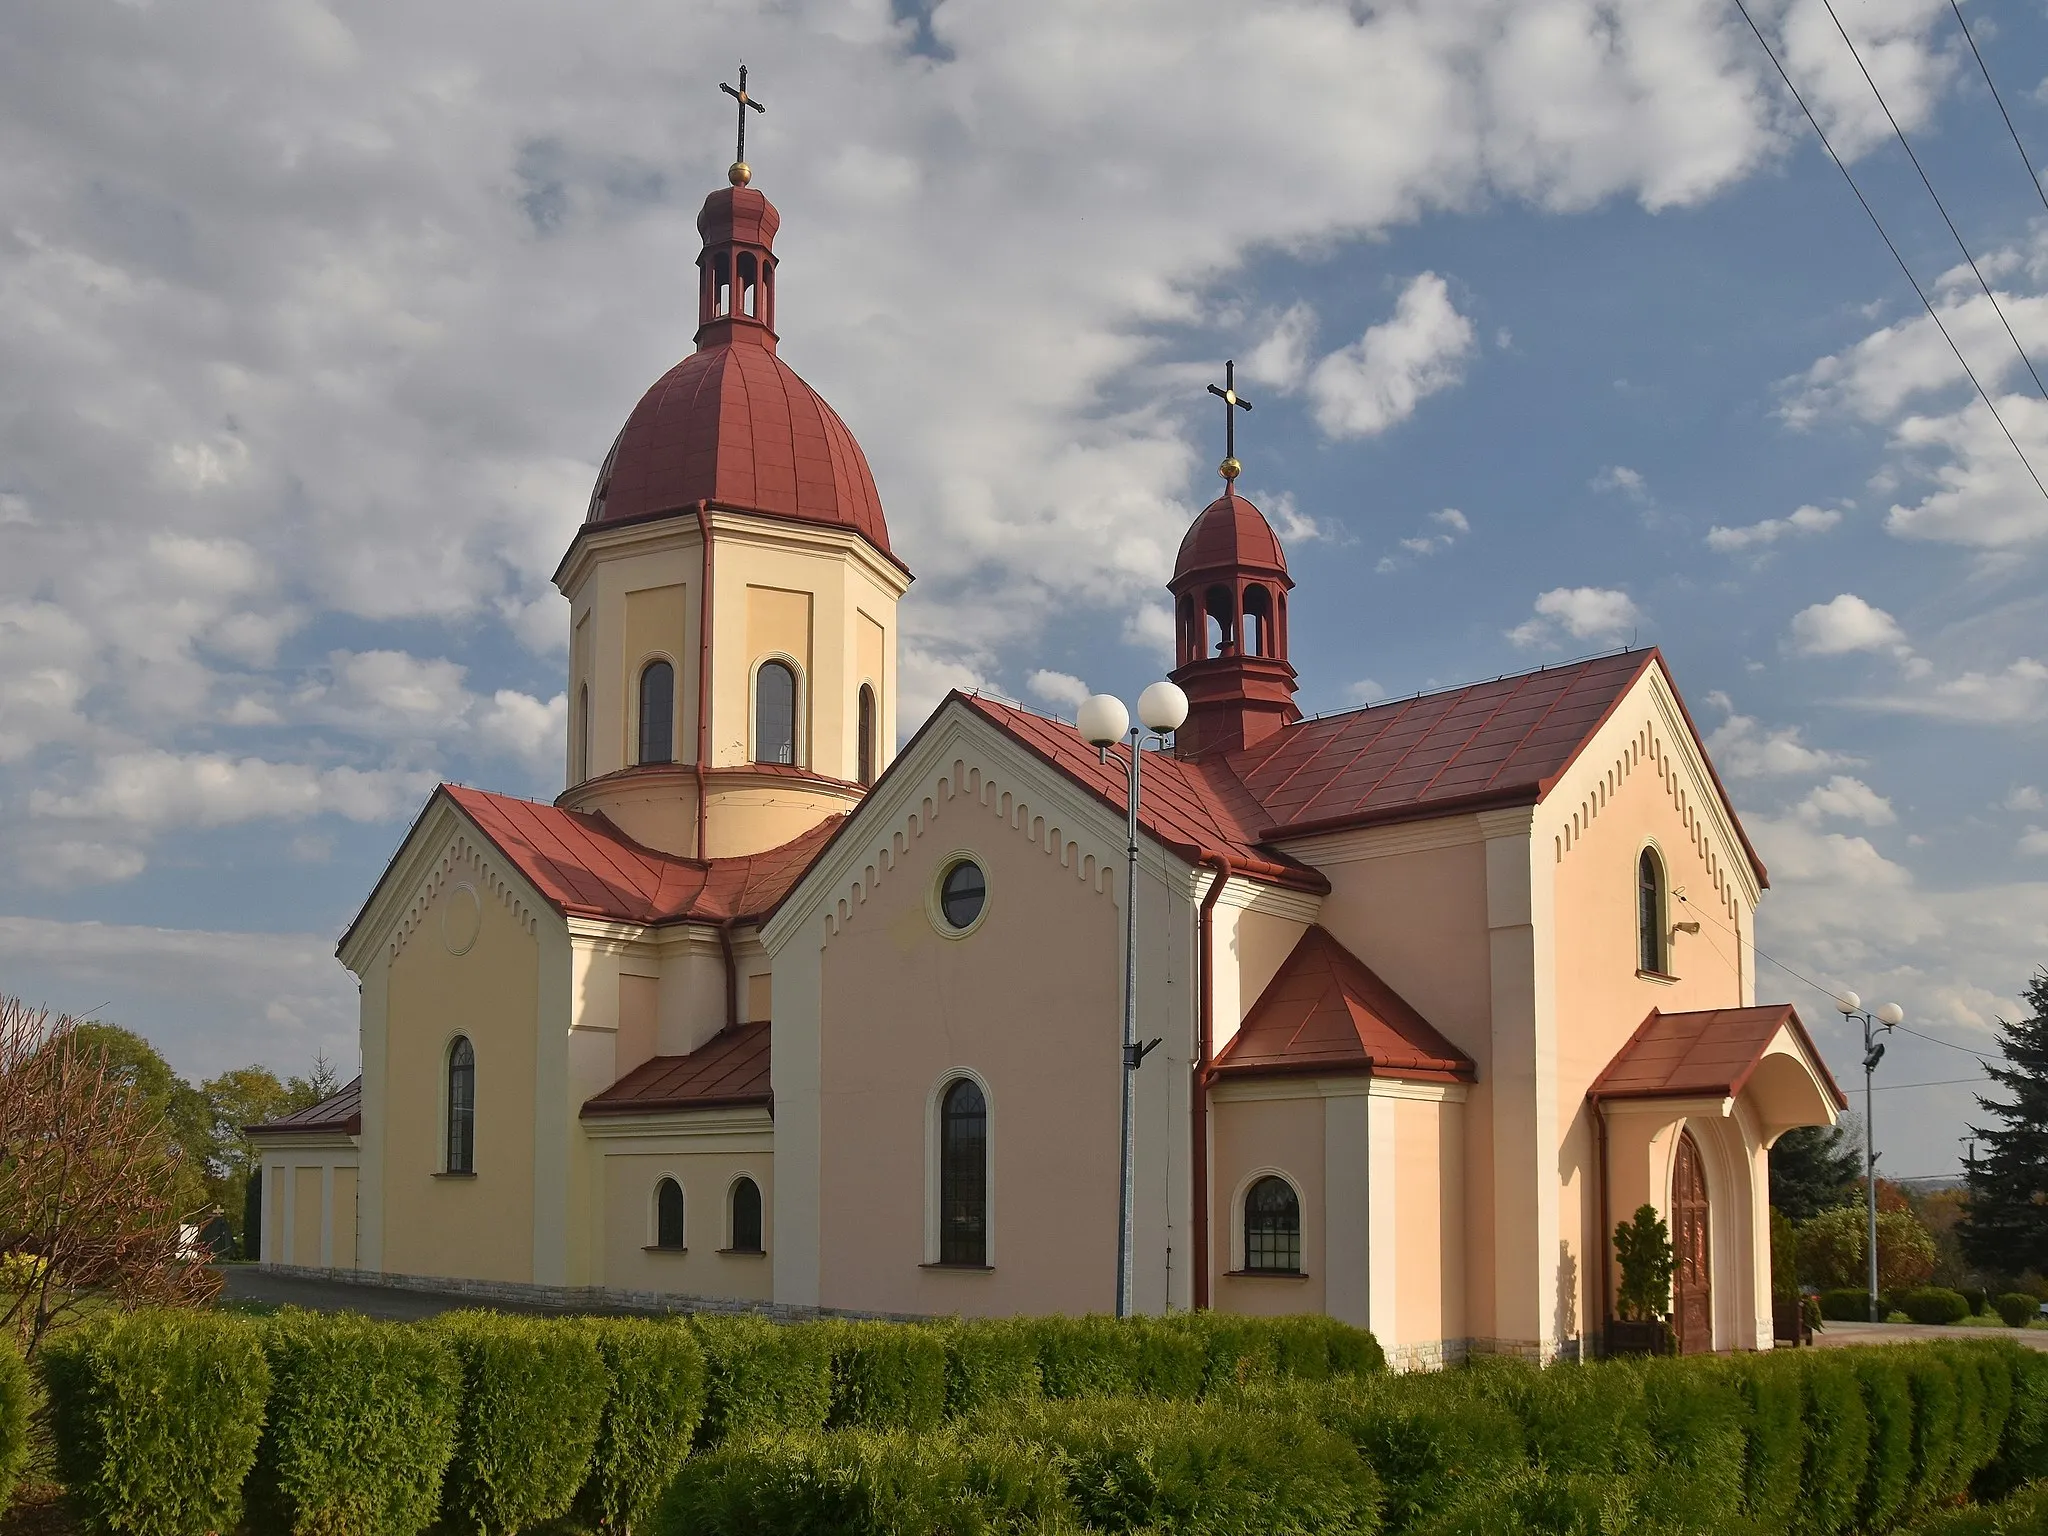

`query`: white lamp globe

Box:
[1876,1002,1904,1027]
[1137,680,1190,733]
[1077,693,1130,747]
[1835,990,1861,1015]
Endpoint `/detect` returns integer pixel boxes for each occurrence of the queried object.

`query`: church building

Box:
[252,137,1845,1365]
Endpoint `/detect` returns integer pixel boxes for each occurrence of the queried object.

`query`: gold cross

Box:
[720,64,766,184]
[1207,360,1253,481]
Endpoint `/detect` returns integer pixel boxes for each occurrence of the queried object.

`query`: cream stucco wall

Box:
[256,1139,359,1268]
[591,1120,774,1299]
[376,841,545,1284]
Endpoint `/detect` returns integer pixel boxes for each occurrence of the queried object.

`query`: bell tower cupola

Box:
[1167,361,1300,757]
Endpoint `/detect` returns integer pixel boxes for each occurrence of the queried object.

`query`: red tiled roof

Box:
[248,1076,362,1137]
[953,695,1327,892]
[1590,1004,1848,1108]
[1211,926,1474,1083]
[438,785,838,928]
[1230,650,1655,837]
[582,1022,772,1116]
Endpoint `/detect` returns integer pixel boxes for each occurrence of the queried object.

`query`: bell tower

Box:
[1167,362,1299,757]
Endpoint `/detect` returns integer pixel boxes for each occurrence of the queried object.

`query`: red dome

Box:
[587,345,890,554]
[582,184,894,562]
[1172,490,1289,584]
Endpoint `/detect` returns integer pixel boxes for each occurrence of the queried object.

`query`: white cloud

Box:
[30,751,433,831]
[1308,274,1476,439]
[1859,656,2048,724]
[1706,503,1842,551]
[2019,827,2048,857]
[476,689,567,765]
[1794,775,1896,826]
[1592,464,1649,501]
[1026,669,1091,710]
[1240,302,1317,394]
[1787,593,1909,656]
[1507,586,1642,648]
[1706,708,1858,779]
[1254,490,1332,545]
[1345,679,1387,706]
[1377,506,1471,572]
[2008,786,2046,813]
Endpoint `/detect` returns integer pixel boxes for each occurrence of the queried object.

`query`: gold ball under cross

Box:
[729,161,752,186]
[1219,457,1242,481]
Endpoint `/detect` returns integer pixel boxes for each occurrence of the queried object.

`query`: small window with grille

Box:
[1243,1175,1300,1274]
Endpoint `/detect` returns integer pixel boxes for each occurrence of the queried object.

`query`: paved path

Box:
[1810,1320,2048,1350]
[217,1266,583,1321]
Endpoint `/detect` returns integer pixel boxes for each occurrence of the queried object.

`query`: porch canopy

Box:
[1590,1003,1846,1141]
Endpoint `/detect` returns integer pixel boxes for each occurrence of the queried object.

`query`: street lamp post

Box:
[1080,681,1190,1319]
[1835,991,1905,1324]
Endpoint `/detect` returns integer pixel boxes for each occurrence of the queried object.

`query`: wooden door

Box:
[1672,1130,1713,1354]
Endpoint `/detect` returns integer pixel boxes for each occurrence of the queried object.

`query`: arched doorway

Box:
[1672,1130,1712,1354]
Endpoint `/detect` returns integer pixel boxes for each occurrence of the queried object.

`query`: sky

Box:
[1,0,2045,1180]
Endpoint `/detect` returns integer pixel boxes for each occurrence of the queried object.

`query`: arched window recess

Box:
[727,1177,764,1254]
[1243,1174,1301,1274]
[936,1076,988,1266]
[638,659,675,765]
[445,1037,475,1176]
[652,1178,685,1250]
[753,658,799,767]
[857,683,878,787]
[1638,847,1670,976]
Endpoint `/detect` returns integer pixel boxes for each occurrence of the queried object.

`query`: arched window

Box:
[1204,585,1235,657]
[1244,585,1272,657]
[729,1177,763,1253]
[858,684,877,786]
[754,660,797,765]
[1638,848,1667,975]
[655,1178,685,1249]
[939,1078,987,1265]
[446,1037,475,1175]
[638,660,674,765]
[1244,1175,1300,1273]
[713,251,732,316]
[575,683,590,782]
[738,251,758,317]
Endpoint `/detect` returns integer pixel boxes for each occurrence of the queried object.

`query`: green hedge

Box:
[43,1310,270,1536]
[576,1318,706,1536]
[0,1336,28,1518]
[249,1309,461,1536]
[691,1314,835,1445]
[1820,1288,1873,1322]
[825,1320,946,1432]
[1992,1293,2036,1329]
[1901,1288,1972,1326]
[937,1317,1041,1416]
[431,1312,608,1536]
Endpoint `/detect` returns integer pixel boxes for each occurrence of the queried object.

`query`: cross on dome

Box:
[1206,360,1253,483]
[720,63,767,186]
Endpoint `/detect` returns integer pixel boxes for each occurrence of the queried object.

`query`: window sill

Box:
[920,1261,994,1272]
[717,1247,767,1258]
[1635,968,1678,985]
[1222,1268,1310,1280]
[432,1171,477,1180]
[642,1245,687,1254]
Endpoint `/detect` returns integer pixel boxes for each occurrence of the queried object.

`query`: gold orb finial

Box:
[728,160,752,187]
[1219,457,1242,482]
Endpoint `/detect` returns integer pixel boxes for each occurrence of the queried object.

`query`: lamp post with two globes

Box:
[1079,681,1191,1320]
[1835,990,1905,1324]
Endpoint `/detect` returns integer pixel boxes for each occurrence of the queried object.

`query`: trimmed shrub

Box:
[249,1310,462,1536]
[1844,1349,1914,1533]
[0,1336,29,1516]
[1637,1357,1746,1516]
[575,1317,706,1536]
[1792,1352,1871,1536]
[938,1318,1040,1417]
[1182,1312,1278,1393]
[1130,1318,1207,1400]
[1025,1314,1140,1400]
[1896,1480,2048,1535]
[1979,1341,2048,1496]
[827,1321,946,1432]
[42,1309,270,1536]
[1008,1395,1381,1535]
[1991,1293,2036,1329]
[1902,1288,1973,1326]
[1961,1288,1987,1317]
[1901,1352,1960,1517]
[1296,1374,1521,1535]
[432,1312,607,1536]
[1819,1288,1873,1322]
[1267,1314,1384,1380]
[654,1427,1069,1536]
[691,1314,835,1445]
[1470,1355,1651,1477]
[1729,1353,1807,1530]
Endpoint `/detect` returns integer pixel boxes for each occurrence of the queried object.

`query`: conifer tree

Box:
[1961,970,2048,1276]
[1770,1119,1862,1220]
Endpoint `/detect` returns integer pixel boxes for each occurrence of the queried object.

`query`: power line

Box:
[1949,0,2048,220]
[1820,0,2048,404]
[1868,1075,1989,1092]
[1728,0,2048,506]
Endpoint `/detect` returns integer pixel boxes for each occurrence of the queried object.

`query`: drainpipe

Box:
[694,501,715,861]
[716,916,742,1032]
[1191,852,1231,1311]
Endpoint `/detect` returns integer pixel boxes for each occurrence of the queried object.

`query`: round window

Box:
[938,860,987,931]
